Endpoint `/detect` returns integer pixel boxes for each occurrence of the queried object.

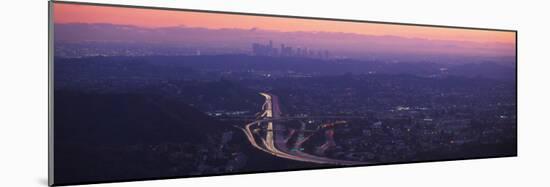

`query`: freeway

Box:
[240,92,370,166]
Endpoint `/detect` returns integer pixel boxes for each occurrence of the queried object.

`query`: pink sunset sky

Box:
[53,3,516,58]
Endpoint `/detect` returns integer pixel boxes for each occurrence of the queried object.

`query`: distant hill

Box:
[54,55,516,83]
[53,91,227,184]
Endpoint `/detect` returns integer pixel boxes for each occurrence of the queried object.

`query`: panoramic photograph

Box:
[52,2,517,185]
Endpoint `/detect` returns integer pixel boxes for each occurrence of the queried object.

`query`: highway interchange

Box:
[238,92,370,166]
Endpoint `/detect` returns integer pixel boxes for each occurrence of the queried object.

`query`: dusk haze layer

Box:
[53,3,515,58]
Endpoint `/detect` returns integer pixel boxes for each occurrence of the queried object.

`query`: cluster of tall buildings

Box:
[252,40,330,59]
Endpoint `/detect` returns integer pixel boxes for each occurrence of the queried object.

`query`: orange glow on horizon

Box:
[53,3,515,44]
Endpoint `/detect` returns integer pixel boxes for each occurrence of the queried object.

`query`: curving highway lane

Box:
[240,92,370,166]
